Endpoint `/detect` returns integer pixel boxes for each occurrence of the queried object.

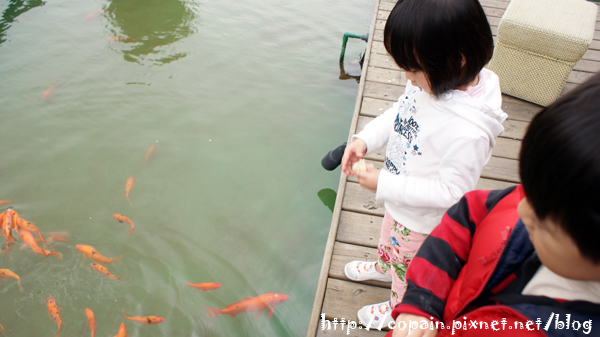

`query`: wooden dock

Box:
[307,0,600,336]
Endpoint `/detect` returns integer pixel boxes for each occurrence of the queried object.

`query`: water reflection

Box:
[339,55,363,83]
[0,0,45,45]
[105,0,197,65]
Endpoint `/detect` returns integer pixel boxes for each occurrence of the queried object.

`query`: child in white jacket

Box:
[342,0,507,326]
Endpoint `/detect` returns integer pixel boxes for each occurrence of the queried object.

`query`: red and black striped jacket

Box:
[386,186,600,337]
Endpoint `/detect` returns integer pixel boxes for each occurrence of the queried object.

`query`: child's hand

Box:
[392,314,438,337]
[341,139,367,175]
[356,166,380,191]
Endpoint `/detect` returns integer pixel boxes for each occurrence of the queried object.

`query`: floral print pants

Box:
[378,211,428,307]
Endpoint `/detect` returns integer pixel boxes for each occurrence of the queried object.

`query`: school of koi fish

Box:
[0,141,289,336]
[0,37,290,333]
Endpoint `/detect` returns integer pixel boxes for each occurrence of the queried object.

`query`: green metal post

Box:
[340,32,369,60]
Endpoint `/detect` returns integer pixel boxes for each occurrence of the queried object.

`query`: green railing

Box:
[339,32,368,82]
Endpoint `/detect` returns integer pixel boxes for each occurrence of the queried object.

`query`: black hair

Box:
[520,71,600,263]
[383,0,493,98]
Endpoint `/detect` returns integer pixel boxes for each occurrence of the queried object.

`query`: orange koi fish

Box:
[0,268,22,291]
[113,214,134,236]
[1,210,16,249]
[123,309,165,325]
[0,200,11,207]
[204,292,289,319]
[107,36,133,42]
[19,230,62,259]
[187,282,221,291]
[17,218,45,246]
[90,262,122,281]
[45,232,70,243]
[19,232,68,250]
[144,145,155,163]
[113,322,128,337]
[85,308,97,337]
[46,296,62,337]
[83,10,103,20]
[8,209,19,228]
[125,177,134,205]
[76,244,122,264]
[43,79,58,100]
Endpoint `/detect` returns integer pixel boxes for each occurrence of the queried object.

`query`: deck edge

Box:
[306,1,382,336]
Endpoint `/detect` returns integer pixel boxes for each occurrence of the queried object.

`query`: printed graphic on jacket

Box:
[385,94,422,175]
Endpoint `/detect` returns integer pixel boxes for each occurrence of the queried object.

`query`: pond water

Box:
[0,0,374,335]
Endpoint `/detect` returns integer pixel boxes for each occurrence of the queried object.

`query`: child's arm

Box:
[377,135,491,212]
[351,83,419,162]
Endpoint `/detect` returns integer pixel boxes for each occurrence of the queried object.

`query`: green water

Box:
[0,0,373,335]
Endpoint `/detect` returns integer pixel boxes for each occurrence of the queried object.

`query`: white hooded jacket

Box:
[354,68,507,234]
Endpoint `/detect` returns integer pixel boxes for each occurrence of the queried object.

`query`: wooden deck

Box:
[307,0,600,336]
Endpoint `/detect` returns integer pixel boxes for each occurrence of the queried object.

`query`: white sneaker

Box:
[357,301,394,329]
[344,260,393,282]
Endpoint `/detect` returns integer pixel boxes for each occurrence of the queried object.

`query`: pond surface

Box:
[0,0,373,335]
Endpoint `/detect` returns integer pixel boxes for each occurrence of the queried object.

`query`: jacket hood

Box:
[430,68,507,147]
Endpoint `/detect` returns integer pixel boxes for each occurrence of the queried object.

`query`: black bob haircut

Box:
[383,0,493,98]
[520,71,600,263]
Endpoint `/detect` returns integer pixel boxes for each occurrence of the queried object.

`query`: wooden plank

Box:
[377,10,390,21]
[330,242,391,288]
[379,1,395,11]
[369,52,400,71]
[360,97,395,117]
[567,70,596,84]
[481,156,520,183]
[373,30,383,42]
[493,137,521,160]
[337,211,383,248]
[476,177,516,190]
[583,49,600,62]
[371,41,388,56]
[363,81,404,102]
[590,39,600,51]
[487,16,501,27]
[501,99,541,122]
[307,1,381,336]
[479,0,509,10]
[483,5,506,18]
[365,66,407,86]
[501,119,528,140]
[342,182,385,217]
[574,59,600,73]
[321,278,390,323]
[317,322,387,337]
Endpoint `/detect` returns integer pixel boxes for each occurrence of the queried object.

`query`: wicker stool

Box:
[488,0,597,106]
